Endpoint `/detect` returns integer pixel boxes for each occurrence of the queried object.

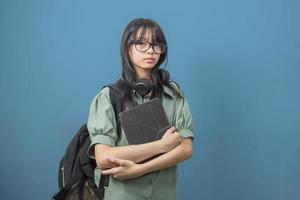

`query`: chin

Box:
[140,64,156,70]
[134,62,157,72]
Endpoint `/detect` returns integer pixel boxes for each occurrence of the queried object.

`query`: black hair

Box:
[118,18,182,109]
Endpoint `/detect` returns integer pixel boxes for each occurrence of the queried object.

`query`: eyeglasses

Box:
[131,40,166,54]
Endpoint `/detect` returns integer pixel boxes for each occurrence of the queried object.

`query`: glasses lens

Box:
[133,40,166,54]
[153,43,165,54]
[135,41,150,52]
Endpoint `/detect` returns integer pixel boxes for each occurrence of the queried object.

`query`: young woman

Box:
[87,18,194,200]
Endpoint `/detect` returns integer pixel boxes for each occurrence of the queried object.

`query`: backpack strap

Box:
[106,84,122,126]
[97,83,123,198]
[103,83,123,139]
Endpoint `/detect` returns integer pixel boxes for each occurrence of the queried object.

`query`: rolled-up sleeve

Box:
[87,87,118,159]
[173,89,194,140]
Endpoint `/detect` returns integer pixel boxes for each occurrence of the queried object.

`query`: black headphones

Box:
[121,69,170,97]
[121,77,153,97]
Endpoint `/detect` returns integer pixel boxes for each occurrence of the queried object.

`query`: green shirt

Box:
[87,82,194,200]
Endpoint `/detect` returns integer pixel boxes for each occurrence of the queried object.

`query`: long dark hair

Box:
[118,18,181,108]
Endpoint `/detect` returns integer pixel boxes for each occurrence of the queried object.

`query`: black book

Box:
[119,98,170,145]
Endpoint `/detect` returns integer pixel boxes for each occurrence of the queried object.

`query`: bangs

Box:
[131,21,166,44]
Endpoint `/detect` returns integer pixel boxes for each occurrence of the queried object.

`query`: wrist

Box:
[137,163,149,176]
[156,140,167,154]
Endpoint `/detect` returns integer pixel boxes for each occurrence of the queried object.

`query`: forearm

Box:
[95,140,166,169]
[139,139,192,175]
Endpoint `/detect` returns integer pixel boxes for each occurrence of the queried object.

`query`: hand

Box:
[101,157,143,180]
[160,127,182,153]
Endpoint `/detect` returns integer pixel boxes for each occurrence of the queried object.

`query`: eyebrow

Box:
[137,37,159,44]
[137,36,148,40]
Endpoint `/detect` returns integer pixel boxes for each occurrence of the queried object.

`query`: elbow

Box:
[94,144,113,170]
[181,139,193,160]
[185,145,193,160]
[95,156,111,170]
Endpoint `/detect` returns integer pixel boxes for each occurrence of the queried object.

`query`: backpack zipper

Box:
[61,166,65,187]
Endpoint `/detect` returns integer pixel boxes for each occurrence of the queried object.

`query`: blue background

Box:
[1,0,299,199]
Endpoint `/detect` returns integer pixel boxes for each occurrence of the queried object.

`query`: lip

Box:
[144,58,156,62]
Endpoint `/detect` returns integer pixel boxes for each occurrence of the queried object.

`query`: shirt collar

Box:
[163,85,175,99]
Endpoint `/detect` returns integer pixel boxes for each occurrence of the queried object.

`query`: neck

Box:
[135,68,151,80]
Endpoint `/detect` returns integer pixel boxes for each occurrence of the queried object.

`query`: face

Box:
[128,29,161,76]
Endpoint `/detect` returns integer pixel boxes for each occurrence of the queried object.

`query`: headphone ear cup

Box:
[135,78,153,96]
[121,78,153,96]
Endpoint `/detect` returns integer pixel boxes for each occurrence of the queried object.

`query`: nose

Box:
[146,44,155,54]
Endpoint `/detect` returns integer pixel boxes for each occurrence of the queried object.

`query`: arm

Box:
[95,127,181,170]
[140,137,192,174]
[95,140,162,170]
[137,87,194,174]
[101,136,193,180]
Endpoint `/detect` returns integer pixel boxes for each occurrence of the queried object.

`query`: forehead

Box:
[135,28,156,42]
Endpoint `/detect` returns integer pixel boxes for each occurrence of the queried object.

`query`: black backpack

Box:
[52,85,122,200]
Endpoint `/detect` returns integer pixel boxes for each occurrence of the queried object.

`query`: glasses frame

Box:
[130,40,166,54]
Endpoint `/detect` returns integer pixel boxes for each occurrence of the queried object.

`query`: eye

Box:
[140,41,148,46]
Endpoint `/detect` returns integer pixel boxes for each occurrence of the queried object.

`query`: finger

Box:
[117,175,126,181]
[102,167,120,175]
[175,132,182,142]
[106,157,118,163]
[108,157,130,167]
[165,127,176,135]
[114,175,127,180]
[174,131,181,137]
[101,168,114,175]
[169,127,177,133]
[106,157,124,166]
[113,174,119,179]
